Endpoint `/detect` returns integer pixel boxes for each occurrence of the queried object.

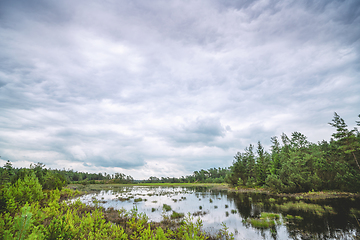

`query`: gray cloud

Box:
[0,0,359,179]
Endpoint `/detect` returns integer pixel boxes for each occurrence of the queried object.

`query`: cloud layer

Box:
[0,0,359,179]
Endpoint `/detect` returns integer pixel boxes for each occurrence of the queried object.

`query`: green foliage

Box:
[42,172,67,190]
[227,113,360,193]
[1,173,43,213]
[170,211,185,219]
[14,205,33,240]
[162,204,172,212]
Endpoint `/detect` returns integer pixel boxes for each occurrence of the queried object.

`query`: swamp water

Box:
[74,186,360,239]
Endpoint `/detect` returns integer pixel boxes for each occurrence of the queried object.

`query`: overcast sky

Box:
[0,0,359,179]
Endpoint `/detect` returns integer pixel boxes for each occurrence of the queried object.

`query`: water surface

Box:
[74,186,360,239]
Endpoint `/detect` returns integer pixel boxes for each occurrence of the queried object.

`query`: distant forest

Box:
[0,112,359,193]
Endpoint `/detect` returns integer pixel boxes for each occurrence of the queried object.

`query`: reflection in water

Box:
[73,186,360,239]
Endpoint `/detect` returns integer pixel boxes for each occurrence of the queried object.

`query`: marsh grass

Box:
[170,211,185,219]
[246,212,281,229]
[350,208,360,217]
[260,212,280,220]
[163,204,172,212]
[248,218,276,228]
[275,201,335,216]
[134,198,143,202]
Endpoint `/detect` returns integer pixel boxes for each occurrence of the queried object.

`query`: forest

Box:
[225,112,360,193]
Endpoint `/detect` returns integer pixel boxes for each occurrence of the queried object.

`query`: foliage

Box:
[145,167,229,184]
[226,113,360,193]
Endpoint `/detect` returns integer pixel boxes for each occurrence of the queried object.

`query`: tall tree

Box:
[329,112,360,171]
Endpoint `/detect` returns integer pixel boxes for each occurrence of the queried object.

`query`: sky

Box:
[0,0,359,179]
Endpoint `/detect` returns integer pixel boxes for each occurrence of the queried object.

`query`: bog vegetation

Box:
[0,164,234,239]
[0,112,359,239]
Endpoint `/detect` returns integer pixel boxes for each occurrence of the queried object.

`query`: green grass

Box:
[163,204,172,212]
[350,208,360,217]
[170,211,185,219]
[246,212,281,229]
[134,198,143,202]
[276,201,335,216]
[248,218,276,228]
[260,212,280,220]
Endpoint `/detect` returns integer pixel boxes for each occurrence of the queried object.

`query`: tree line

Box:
[0,162,134,189]
[225,112,360,193]
[144,167,229,184]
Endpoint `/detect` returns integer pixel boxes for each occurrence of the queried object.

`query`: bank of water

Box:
[73,186,360,239]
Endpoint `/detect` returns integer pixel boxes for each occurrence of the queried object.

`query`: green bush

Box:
[3,173,43,212]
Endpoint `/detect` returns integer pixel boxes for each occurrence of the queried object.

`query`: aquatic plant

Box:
[248,218,276,228]
[260,212,280,220]
[171,211,185,219]
[163,204,172,212]
[276,201,336,216]
[216,222,235,240]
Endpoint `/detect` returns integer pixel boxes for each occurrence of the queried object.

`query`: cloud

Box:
[0,0,359,179]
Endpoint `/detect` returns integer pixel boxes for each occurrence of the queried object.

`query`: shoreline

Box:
[67,183,360,200]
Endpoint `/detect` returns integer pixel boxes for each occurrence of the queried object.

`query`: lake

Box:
[73,186,360,239]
